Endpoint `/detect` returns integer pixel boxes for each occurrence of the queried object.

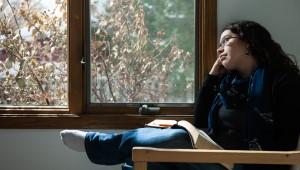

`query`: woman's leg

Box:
[61,128,228,170]
[84,127,193,165]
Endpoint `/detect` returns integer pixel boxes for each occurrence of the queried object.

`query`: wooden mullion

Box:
[199,0,217,85]
[68,0,84,114]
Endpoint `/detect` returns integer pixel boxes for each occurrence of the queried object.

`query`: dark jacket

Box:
[193,70,300,170]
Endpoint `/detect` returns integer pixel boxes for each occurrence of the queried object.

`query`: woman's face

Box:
[217,30,251,71]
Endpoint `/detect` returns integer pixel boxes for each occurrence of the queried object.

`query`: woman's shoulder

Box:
[272,68,300,90]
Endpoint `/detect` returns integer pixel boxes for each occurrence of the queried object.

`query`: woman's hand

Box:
[209,57,226,77]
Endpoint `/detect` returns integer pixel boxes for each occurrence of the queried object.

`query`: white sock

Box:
[60,130,87,152]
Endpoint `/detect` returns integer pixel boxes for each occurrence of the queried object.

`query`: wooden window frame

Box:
[0,0,217,129]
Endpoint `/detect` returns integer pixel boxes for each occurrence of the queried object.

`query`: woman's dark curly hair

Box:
[222,20,299,74]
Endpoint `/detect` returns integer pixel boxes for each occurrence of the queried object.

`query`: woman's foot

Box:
[60,130,87,152]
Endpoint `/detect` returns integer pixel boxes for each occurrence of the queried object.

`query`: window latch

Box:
[80,57,86,64]
[138,104,160,115]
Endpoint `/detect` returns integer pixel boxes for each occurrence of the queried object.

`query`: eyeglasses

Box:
[219,36,239,48]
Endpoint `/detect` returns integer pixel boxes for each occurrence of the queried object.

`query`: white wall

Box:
[0,129,122,170]
[218,0,300,59]
[0,1,299,170]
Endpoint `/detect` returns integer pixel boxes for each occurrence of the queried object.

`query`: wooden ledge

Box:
[0,114,193,129]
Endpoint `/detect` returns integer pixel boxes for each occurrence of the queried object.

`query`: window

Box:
[89,0,195,105]
[0,0,68,107]
[87,0,197,114]
[0,0,217,129]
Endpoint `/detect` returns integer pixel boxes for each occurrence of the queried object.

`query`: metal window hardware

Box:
[80,57,86,64]
[138,104,160,115]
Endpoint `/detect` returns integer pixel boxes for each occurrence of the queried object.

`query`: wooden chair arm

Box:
[132,147,300,170]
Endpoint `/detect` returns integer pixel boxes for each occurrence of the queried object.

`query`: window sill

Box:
[0,113,194,129]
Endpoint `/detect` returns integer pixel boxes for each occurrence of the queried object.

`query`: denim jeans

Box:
[84,127,227,170]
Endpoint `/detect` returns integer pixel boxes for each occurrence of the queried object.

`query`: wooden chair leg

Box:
[134,161,147,170]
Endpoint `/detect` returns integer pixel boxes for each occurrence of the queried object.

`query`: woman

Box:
[60,20,300,170]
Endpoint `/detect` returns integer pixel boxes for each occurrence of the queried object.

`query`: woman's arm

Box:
[193,74,220,129]
[194,56,227,128]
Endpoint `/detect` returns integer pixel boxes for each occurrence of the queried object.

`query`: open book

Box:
[145,119,234,170]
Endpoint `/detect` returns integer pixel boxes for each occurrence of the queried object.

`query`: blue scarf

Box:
[208,68,274,149]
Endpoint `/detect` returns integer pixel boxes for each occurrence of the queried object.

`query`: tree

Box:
[90,0,194,103]
[0,0,68,106]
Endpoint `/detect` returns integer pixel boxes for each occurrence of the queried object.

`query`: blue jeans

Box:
[84,127,227,170]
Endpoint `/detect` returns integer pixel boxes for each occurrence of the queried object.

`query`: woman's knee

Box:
[132,127,192,148]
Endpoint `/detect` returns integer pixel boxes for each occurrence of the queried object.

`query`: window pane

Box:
[0,0,68,106]
[90,0,195,103]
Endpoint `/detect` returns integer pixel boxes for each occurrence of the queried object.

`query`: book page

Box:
[177,120,233,170]
[178,120,222,149]
[145,119,177,128]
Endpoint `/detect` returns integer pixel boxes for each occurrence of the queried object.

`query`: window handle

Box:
[139,105,160,115]
[80,57,86,64]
